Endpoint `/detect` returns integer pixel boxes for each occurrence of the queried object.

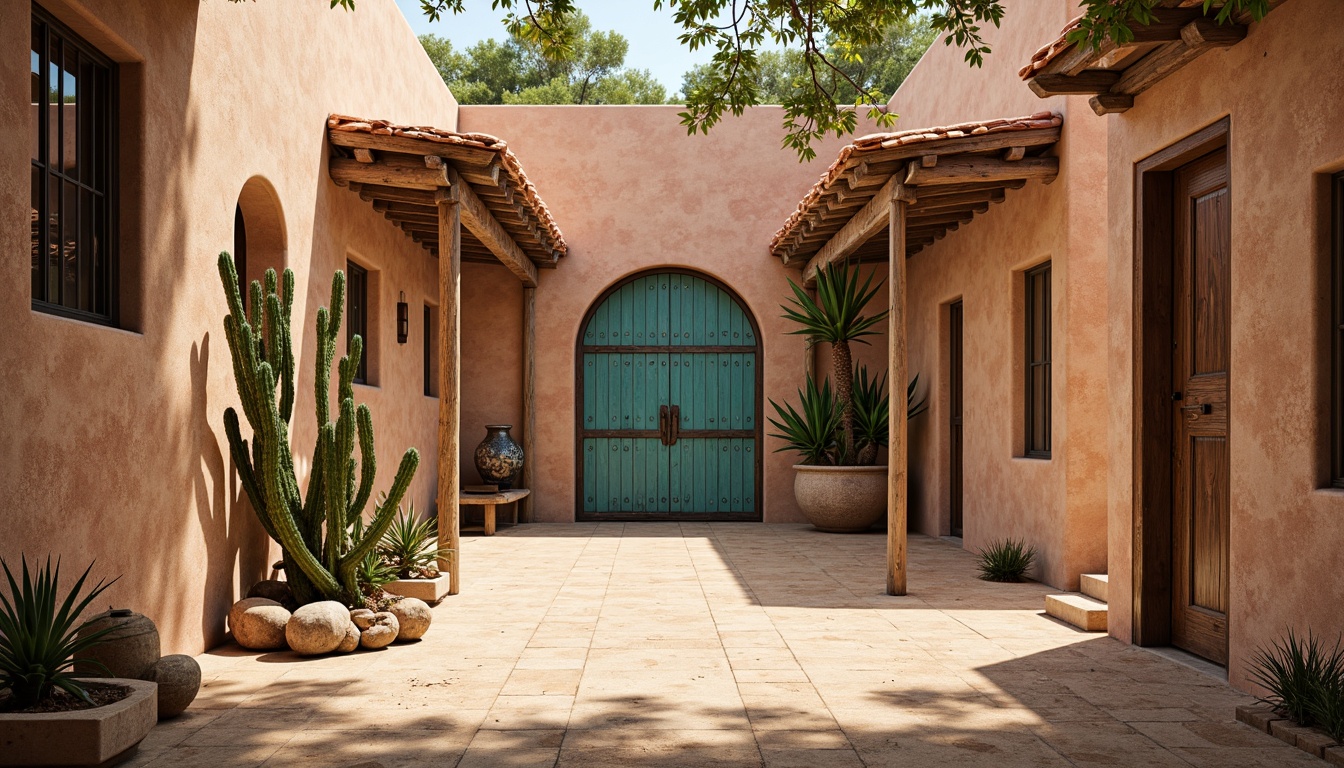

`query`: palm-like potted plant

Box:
[769,262,926,532]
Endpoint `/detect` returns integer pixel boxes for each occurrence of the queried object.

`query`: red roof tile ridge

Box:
[769,112,1062,254]
[327,114,566,256]
[1018,14,1085,80]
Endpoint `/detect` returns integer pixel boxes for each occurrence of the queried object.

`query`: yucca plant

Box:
[975,539,1037,582]
[0,557,119,710]
[1248,630,1344,728]
[349,516,397,595]
[768,375,843,465]
[379,502,451,580]
[782,262,888,457]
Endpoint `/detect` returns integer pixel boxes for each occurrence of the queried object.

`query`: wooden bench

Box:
[459,489,530,536]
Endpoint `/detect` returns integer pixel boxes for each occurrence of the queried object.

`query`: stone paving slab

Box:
[124,525,1314,767]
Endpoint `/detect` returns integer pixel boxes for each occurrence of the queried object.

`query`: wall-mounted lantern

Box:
[397,291,409,344]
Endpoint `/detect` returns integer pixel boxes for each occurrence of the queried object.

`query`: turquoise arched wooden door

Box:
[577,270,761,521]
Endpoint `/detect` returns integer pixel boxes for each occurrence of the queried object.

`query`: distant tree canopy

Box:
[419,13,668,105]
[678,17,934,108]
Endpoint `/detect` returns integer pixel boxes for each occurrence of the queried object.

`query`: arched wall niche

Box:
[234,175,287,294]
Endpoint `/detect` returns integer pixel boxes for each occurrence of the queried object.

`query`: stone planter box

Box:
[0,679,157,767]
[1236,704,1343,764]
[384,573,451,604]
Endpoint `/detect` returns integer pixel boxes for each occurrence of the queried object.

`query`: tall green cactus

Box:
[216,253,419,606]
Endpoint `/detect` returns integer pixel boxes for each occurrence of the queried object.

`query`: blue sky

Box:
[393,1,714,94]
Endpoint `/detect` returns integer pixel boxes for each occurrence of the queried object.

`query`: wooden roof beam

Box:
[328,129,499,166]
[905,156,1058,186]
[330,155,451,190]
[802,176,915,286]
[1028,70,1122,97]
[445,168,538,288]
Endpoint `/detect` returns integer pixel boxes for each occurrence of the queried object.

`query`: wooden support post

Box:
[437,187,462,596]
[522,285,537,522]
[887,193,909,597]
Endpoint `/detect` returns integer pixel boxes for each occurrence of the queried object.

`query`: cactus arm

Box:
[349,404,376,520]
[223,409,275,542]
[315,308,332,429]
[339,448,420,594]
[279,269,296,424]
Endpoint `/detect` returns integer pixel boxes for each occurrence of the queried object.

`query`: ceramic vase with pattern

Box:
[474,424,524,489]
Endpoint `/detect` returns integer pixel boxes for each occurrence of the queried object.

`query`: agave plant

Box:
[782,262,888,457]
[852,367,929,464]
[768,375,843,465]
[975,539,1037,583]
[378,502,451,580]
[0,557,119,710]
[349,516,397,595]
[1249,630,1344,728]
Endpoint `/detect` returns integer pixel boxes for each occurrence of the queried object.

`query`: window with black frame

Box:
[1025,261,1052,458]
[31,5,117,323]
[347,261,369,384]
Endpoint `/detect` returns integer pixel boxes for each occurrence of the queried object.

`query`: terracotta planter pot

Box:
[793,464,887,533]
[0,678,157,767]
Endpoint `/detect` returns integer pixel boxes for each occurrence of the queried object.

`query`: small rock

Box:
[350,608,376,630]
[388,598,432,641]
[359,612,400,650]
[228,598,290,650]
[150,654,202,719]
[247,580,298,611]
[286,601,351,655]
[336,622,360,653]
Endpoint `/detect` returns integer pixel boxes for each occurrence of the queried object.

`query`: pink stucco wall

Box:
[1101,0,1344,686]
[863,0,1111,589]
[0,0,463,655]
[456,105,880,524]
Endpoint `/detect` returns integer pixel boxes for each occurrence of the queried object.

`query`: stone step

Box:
[1080,573,1108,603]
[1045,593,1108,632]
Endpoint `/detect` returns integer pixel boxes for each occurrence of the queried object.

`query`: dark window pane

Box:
[48,37,60,168]
[80,58,95,185]
[93,195,106,316]
[348,262,368,383]
[31,22,42,163]
[62,179,78,308]
[63,45,77,178]
[47,171,60,301]
[424,305,431,396]
[31,165,42,299]
[1025,262,1052,457]
[79,188,94,309]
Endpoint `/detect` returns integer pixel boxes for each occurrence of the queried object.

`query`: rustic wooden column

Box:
[521,285,537,522]
[437,187,462,596]
[887,193,909,596]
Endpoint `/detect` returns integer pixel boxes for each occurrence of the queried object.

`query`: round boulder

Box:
[359,612,400,650]
[336,622,361,653]
[229,598,290,651]
[285,601,351,655]
[246,580,298,611]
[150,654,202,719]
[349,608,376,630]
[388,598,432,641]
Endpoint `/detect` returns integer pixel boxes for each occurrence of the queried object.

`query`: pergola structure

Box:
[770,113,1063,595]
[326,114,567,596]
[1019,2,1277,115]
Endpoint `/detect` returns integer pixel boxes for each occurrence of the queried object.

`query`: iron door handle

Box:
[659,405,670,446]
[1181,403,1212,415]
[669,405,680,446]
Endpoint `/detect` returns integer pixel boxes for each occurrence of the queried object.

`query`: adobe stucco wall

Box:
[1102,0,1344,687]
[456,105,879,524]
[866,0,1110,589]
[0,0,462,655]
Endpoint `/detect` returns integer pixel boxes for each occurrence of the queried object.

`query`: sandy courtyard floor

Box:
[128,524,1312,767]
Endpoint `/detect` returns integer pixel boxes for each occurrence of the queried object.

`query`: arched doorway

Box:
[233,176,287,296]
[576,269,762,521]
